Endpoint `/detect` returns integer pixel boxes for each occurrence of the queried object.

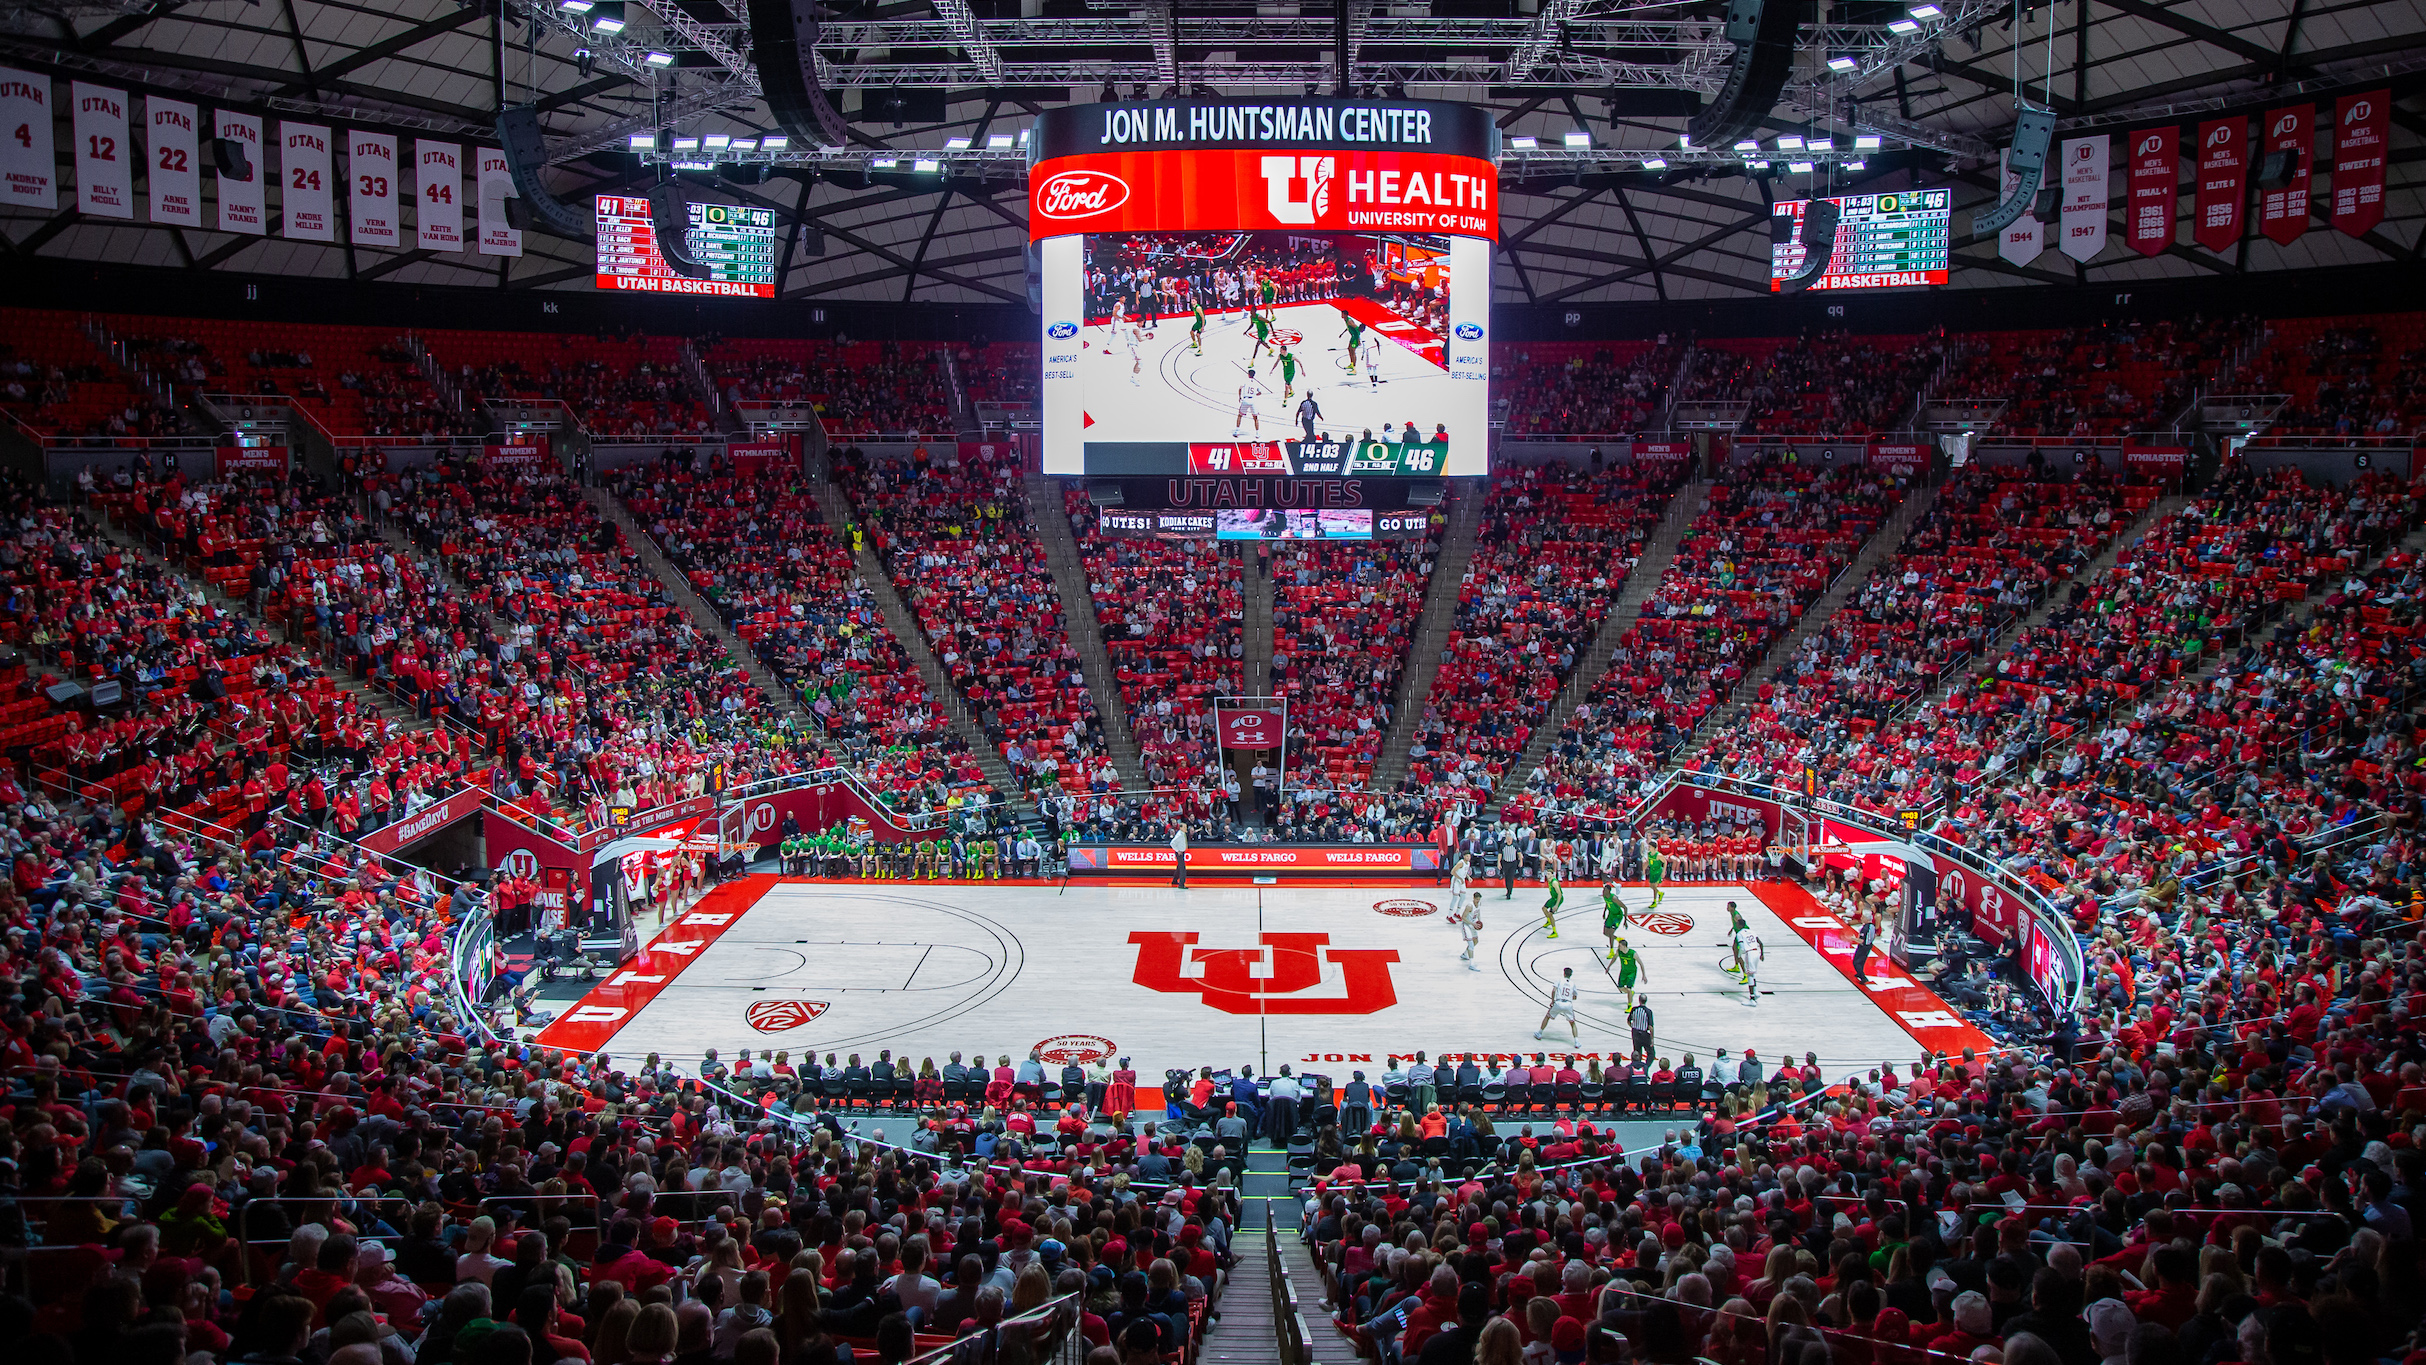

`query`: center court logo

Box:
[1047,320,1078,339]
[745,999,829,1032]
[1036,170,1129,220]
[1372,898,1439,918]
[1033,1034,1117,1065]
[1129,931,1400,1015]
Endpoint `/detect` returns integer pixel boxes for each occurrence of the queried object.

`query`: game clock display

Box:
[594,195,779,298]
[1769,189,1952,292]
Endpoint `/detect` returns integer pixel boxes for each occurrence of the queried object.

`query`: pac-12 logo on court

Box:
[745,999,830,1032]
[1129,931,1401,1015]
[1033,1034,1117,1065]
[1628,909,1695,936]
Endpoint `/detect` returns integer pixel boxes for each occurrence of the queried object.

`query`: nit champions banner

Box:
[2057,136,2108,262]
[1029,149,1498,240]
[2332,90,2389,239]
[2125,125,2177,257]
[2257,104,2313,246]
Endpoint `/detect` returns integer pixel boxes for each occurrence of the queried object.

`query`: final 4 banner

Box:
[2125,125,2177,257]
[2333,90,2389,239]
[2194,117,2247,253]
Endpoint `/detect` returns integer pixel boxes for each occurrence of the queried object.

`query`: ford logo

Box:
[1047,320,1078,339]
[1453,322,1484,341]
[1036,169,1131,219]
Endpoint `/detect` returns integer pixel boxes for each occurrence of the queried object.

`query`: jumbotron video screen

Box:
[1032,98,1499,478]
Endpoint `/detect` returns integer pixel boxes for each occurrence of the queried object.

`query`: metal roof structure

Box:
[2,0,2419,305]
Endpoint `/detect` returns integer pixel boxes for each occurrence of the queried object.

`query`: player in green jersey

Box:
[1602,879,1627,959]
[1609,936,1646,1011]
[1339,314,1365,370]
[1541,866,1563,939]
[1278,346,1299,399]
[1248,310,1274,365]
[1644,839,1667,912]
[1190,301,1206,355]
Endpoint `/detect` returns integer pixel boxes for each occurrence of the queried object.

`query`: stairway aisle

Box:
[1242,542,1277,695]
[1669,479,1940,765]
[1481,479,1705,816]
[1370,483,1486,790]
[584,488,810,723]
[1021,474,1143,780]
[801,462,1034,819]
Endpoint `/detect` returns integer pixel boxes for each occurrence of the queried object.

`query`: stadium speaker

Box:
[88,679,122,709]
[43,681,85,707]
[210,132,252,182]
[647,184,715,279]
[2256,146,2302,190]
[493,105,596,240]
[1684,0,1803,151]
[748,0,850,148]
[1405,483,1447,508]
[1775,197,1840,293]
[1972,105,2058,235]
[1086,482,1125,507]
[1023,240,1043,315]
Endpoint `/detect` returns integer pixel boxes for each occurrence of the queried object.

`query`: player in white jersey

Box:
[1535,966,1581,1042]
[1734,927,1765,1003]
[1234,369,1266,436]
[1125,321,1143,386]
[1446,855,1470,909]
[1458,892,1483,970]
[1364,335,1383,387]
[1108,296,1126,345]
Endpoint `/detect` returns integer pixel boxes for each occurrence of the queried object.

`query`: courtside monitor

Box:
[1032,98,1498,478]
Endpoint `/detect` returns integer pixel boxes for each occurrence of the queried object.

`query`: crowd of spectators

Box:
[2242,316,2426,441]
[1499,342,1681,439]
[702,340,953,437]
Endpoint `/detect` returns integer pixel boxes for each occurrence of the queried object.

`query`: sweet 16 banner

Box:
[70,82,134,219]
[148,97,201,225]
[2194,117,2247,252]
[2333,89,2389,238]
[2058,135,2108,262]
[2125,125,2177,257]
[2257,104,2313,246]
[0,68,55,210]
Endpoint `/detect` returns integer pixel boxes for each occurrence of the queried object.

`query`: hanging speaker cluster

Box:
[494,105,596,240]
[749,0,850,148]
[1972,105,2057,236]
[647,184,715,280]
[1684,0,1804,151]
[1772,198,1841,292]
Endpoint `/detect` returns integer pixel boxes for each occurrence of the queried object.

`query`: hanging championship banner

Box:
[2057,135,2108,262]
[2124,125,2176,257]
[2331,89,2388,239]
[147,97,200,224]
[348,130,398,246]
[70,82,134,219]
[1996,148,2044,265]
[0,69,54,211]
[476,145,521,257]
[215,110,265,233]
[280,121,334,240]
[415,140,462,250]
[2193,117,2247,252]
[2257,104,2312,246]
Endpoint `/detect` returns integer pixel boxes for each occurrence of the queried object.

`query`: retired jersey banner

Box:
[280,121,335,240]
[476,145,521,257]
[347,130,399,246]
[147,97,201,225]
[2257,104,2313,246]
[0,69,54,211]
[1029,148,1497,240]
[415,140,462,250]
[215,110,265,233]
[70,82,134,219]
[2124,125,2177,257]
[2332,89,2389,239]
[2057,136,2108,262]
[1996,148,2044,265]
[2193,117,2246,252]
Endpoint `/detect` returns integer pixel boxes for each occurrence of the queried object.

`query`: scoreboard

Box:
[1769,189,1951,292]
[594,195,778,298]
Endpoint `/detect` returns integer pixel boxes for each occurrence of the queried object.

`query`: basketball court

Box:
[530,877,1995,1085]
